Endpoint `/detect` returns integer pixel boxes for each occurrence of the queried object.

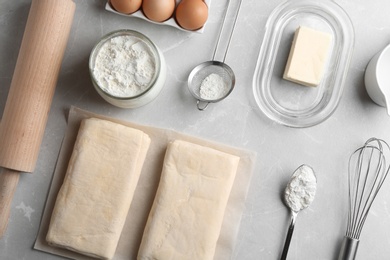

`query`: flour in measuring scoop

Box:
[200,73,229,100]
[93,35,156,97]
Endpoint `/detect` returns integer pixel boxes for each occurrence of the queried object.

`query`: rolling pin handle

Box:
[0,167,20,238]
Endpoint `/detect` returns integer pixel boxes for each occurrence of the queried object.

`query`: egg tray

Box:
[105,0,212,33]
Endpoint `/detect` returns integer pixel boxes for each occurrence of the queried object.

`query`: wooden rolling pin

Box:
[0,0,75,237]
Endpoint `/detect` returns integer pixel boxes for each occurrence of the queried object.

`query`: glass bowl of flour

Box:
[89,30,166,108]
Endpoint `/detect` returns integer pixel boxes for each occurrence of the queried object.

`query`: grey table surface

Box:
[1,0,390,259]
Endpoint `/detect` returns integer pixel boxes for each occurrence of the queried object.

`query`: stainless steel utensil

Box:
[187,0,242,110]
[338,138,390,260]
[280,164,317,260]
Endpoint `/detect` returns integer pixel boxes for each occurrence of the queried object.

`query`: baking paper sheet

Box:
[34,106,256,259]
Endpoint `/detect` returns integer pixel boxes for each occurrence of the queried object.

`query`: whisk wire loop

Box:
[358,152,388,238]
[355,147,378,237]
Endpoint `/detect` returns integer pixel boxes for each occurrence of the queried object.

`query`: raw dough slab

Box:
[138,140,240,260]
[34,106,256,260]
[46,118,151,259]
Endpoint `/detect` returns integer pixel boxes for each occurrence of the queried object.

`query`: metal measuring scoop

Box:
[280,164,317,260]
[187,0,243,111]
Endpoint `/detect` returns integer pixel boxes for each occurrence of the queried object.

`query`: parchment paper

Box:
[34,106,256,260]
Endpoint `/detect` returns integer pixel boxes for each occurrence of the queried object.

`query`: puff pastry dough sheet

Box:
[138,140,240,260]
[46,118,151,259]
[34,107,256,260]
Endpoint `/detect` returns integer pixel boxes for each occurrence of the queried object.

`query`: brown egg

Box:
[110,0,142,14]
[175,0,208,31]
[142,0,176,22]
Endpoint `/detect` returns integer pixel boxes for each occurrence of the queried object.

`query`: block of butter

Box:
[138,140,240,260]
[283,26,332,87]
[46,118,151,260]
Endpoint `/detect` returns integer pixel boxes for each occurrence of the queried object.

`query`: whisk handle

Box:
[338,236,360,260]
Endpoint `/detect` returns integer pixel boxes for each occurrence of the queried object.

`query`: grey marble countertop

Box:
[1,0,390,259]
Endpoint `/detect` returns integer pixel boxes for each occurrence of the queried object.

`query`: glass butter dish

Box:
[252,0,354,127]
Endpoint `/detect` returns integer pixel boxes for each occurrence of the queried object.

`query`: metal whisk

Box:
[338,138,390,260]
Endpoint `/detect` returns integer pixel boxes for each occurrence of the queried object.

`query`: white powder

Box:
[93,35,156,97]
[199,73,229,100]
[284,165,316,212]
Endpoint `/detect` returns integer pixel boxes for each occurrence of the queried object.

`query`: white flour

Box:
[199,73,229,100]
[284,165,316,212]
[93,35,156,97]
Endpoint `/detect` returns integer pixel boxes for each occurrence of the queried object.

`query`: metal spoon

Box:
[280,164,317,260]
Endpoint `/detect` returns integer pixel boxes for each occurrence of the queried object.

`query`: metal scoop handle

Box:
[212,0,243,62]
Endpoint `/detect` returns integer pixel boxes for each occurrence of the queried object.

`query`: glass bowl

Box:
[89,29,166,108]
[252,0,354,127]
